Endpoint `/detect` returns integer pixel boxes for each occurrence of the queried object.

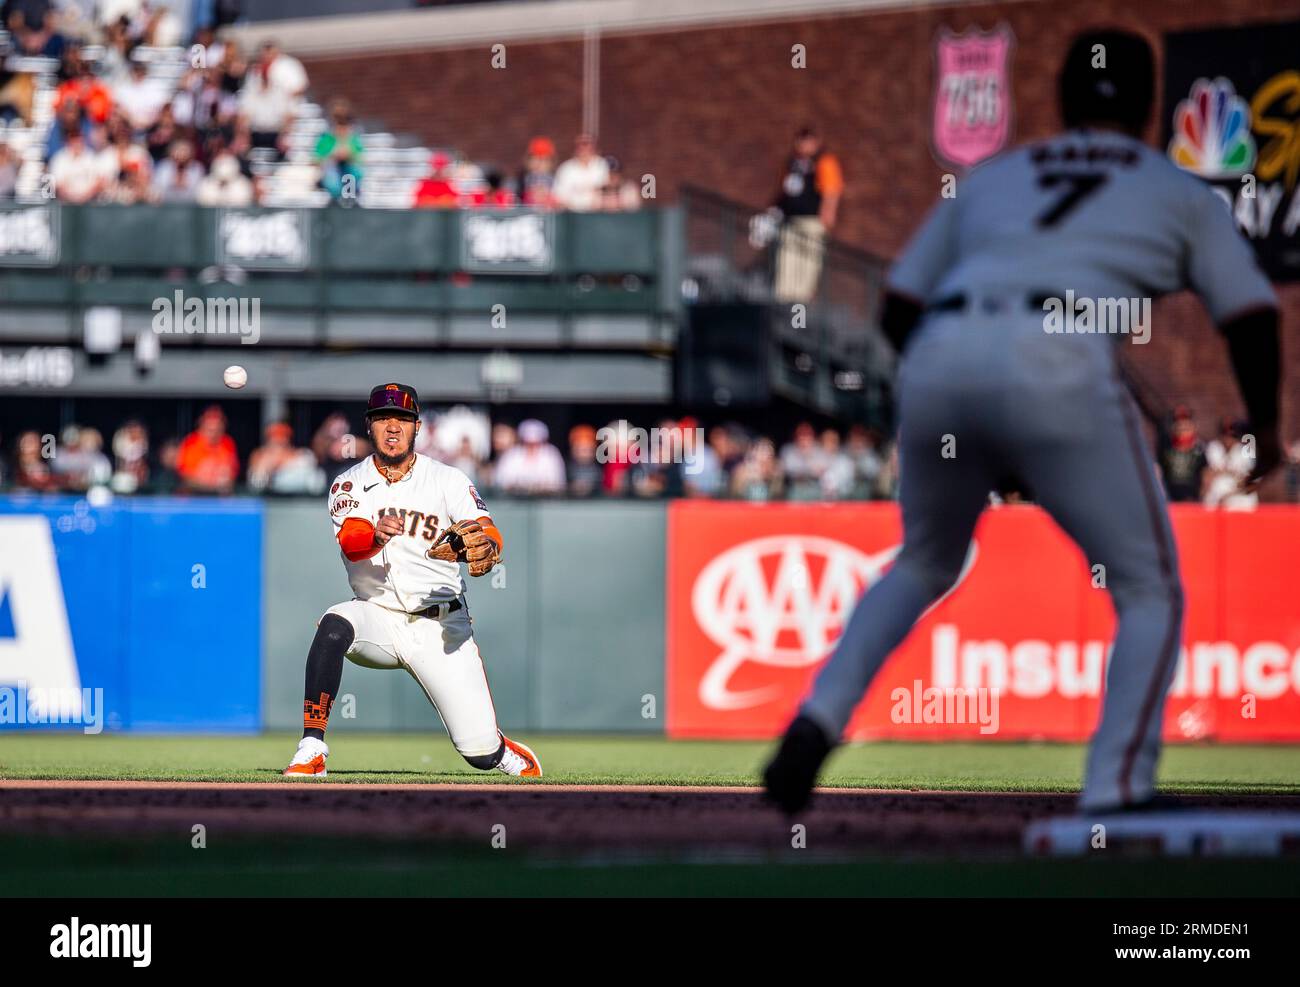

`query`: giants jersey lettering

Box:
[889,128,1275,324]
[327,454,491,612]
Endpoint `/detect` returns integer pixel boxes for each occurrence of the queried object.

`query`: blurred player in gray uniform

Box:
[764,30,1282,814]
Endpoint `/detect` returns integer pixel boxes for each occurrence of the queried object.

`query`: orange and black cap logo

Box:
[366,382,420,418]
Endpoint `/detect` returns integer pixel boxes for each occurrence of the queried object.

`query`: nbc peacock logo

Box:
[1168,77,1256,178]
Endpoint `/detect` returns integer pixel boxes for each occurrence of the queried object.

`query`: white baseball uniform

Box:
[803,128,1275,810]
[323,454,502,757]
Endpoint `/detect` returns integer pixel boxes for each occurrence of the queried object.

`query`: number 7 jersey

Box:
[889,128,1275,325]
[327,454,492,612]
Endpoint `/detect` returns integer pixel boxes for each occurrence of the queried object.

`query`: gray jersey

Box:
[889,128,1275,324]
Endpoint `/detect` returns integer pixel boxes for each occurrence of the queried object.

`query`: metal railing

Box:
[680,184,894,423]
[680,184,885,313]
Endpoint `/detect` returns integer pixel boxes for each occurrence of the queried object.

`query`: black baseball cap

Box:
[1059,29,1154,134]
[365,382,420,419]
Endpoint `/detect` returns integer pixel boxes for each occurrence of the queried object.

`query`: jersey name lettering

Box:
[378,506,440,541]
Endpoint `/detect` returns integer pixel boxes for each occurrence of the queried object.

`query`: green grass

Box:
[4,735,1299,896]
[2,733,1300,794]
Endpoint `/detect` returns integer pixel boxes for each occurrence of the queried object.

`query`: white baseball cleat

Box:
[283,737,329,778]
[496,736,542,778]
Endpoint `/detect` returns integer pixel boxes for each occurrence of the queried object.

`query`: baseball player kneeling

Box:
[284,382,541,778]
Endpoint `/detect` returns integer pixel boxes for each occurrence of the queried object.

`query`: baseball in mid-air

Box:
[223,365,248,389]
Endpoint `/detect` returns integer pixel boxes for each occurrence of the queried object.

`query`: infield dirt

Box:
[4,781,1300,856]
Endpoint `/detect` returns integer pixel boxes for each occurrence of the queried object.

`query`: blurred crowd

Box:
[6,405,1296,505]
[412,133,642,213]
[0,408,902,502]
[0,407,307,496]
[1153,407,1292,510]
[1,6,262,205]
[0,5,642,210]
[465,418,900,501]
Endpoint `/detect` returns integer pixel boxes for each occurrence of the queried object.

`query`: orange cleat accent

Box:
[283,737,329,778]
[500,736,543,777]
[283,754,327,777]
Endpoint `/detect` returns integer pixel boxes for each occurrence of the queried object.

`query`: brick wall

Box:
[300,1,1300,474]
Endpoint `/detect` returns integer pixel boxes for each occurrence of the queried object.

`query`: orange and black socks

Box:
[301,613,352,740]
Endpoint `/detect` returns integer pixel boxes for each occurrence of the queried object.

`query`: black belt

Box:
[927,291,1058,315]
[413,598,463,619]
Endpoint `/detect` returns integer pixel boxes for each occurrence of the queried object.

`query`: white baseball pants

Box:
[324,598,502,757]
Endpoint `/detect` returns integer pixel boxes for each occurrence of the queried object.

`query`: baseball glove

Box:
[427,519,501,577]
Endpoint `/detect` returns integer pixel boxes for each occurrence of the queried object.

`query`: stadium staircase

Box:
[679,184,895,424]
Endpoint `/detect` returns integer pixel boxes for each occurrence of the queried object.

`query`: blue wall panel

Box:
[0,496,263,732]
[123,500,263,731]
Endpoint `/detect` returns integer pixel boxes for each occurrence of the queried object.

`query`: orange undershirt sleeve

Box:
[338,517,382,562]
[478,517,503,554]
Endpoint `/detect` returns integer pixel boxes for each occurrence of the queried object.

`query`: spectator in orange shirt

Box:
[772,125,844,302]
[55,47,113,126]
[176,406,240,494]
[412,152,460,208]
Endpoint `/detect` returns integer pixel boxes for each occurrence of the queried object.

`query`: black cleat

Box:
[762,714,834,815]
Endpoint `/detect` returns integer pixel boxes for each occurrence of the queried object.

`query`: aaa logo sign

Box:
[667,502,1300,741]
[667,503,940,737]
[690,535,890,711]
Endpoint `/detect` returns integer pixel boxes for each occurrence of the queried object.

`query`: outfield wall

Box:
[667,503,1300,743]
[0,495,667,735]
[260,499,665,734]
[0,495,262,732]
[1,495,1297,740]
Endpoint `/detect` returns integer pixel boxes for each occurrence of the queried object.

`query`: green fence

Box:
[262,499,667,734]
[0,203,682,321]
